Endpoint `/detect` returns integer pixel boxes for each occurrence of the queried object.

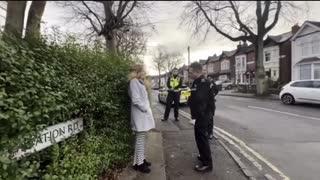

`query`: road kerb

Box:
[179,110,255,179]
[219,139,254,178]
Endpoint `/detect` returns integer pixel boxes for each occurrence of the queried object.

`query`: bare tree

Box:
[4,1,27,38]
[182,1,305,95]
[153,45,184,82]
[115,26,148,60]
[59,1,152,54]
[25,1,47,40]
[164,51,184,74]
[152,45,166,87]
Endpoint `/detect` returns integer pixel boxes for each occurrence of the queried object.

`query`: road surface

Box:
[176,94,320,180]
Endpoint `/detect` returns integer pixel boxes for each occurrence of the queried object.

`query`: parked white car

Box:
[279,80,320,105]
[222,80,233,90]
[215,80,233,90]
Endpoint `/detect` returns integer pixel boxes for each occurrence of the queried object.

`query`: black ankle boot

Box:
[144,159,151,166]
[135,163,151,173]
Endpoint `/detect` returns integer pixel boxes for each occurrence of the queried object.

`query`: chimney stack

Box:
[292,24,300,34]
[237,41,242,49]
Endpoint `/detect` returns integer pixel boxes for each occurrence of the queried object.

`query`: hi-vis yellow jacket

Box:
[167,76,182,92]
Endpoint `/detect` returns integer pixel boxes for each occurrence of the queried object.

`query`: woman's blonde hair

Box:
[128,64,153,102]
[128,64,145,81]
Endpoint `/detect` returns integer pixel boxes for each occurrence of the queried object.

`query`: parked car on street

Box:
[222,80,233,90]
[158,85,191,105]
[279,80,320,105]
[215,80,233,90]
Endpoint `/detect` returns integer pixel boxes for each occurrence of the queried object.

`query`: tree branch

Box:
[195,1,250,42]
[82,1,103,30]
[116,1,124,18]
[81,12,100,34]
[261,1,271,25]
[228,1,255,37]
[265,1,281,33]
[121,1,137,21]
[118,1,130,19]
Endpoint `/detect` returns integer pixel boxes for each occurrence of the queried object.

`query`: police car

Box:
[158,85,191,105]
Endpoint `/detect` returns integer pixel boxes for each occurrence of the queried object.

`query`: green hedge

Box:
[0,37,133,179]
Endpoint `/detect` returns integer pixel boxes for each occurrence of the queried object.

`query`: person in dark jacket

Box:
[207,76,219,139]
[161,68,183,121]
[188,62,216,172]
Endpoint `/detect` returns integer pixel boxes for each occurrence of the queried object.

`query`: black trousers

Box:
[208,105,216,135]
[164,91,180,119]
[208,116,214,135]
[195,118,212,166]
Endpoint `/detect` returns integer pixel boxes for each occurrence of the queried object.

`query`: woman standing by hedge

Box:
[128,64,155,173]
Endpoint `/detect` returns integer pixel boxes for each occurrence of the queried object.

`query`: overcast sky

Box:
[41,1,320,75]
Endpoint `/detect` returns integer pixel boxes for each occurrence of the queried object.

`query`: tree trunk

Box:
[25,1,47,41]
[255,36,268,96]
[105,33,116,54]
[158,69,161,88]
[102,1,117,54]
[4,1,27,39]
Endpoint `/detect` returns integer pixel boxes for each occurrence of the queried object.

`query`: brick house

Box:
[263,25,300,85]
[234,42,256,85]
[218,50,237,82]
[206,54,220,81]
[245,44,256,84]
[199,59,207,77]
[235,42,250,84]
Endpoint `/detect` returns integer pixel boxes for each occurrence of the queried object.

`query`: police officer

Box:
[207,76,219,139]
[188,62,215,172]
[161,68,183,121]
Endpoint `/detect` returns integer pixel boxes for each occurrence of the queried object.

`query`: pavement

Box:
[117,92,248,180]
[218,89,279,100]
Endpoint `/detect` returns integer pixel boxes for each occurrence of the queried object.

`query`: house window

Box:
[266,70,271,78]
[273,70,277,77]
[208,64,214,73]
[221,61,230,70]
[236,58,241,67]
[299,64,312,80]
[312,38,320,54]
[241,57,244,67]
[301,39,309,56]
[314,63,320,79]
[265,52,271,62]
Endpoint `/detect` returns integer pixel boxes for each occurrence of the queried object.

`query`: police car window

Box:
[291,81,313,88]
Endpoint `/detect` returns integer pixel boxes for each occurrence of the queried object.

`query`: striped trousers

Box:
[133,131,147,166]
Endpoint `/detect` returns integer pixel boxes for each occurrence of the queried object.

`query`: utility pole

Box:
[187,46,191,86]
[187,46,190,66]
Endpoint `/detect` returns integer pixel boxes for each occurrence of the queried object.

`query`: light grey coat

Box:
[128,78,155,132]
